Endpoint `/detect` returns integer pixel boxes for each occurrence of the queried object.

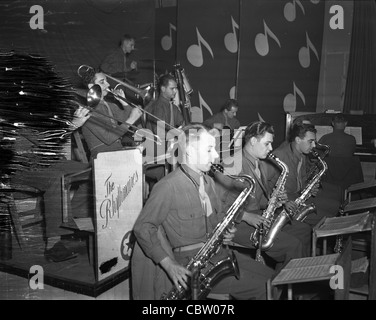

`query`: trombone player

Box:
[80,71,143,159]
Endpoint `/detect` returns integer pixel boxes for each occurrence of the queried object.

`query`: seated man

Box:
[216,121,312,268]
[81,71,142,159]
[99,34,137,80]
[132,124,274,300]
[267,122,342,228]
[203,99,240,130]
[318,113,363,190]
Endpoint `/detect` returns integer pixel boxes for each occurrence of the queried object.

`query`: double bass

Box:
[173,64,192,125]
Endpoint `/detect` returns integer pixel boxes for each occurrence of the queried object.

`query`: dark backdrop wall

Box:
[0,0,156,87]
[0,0,325,146]
[155,0,325,146]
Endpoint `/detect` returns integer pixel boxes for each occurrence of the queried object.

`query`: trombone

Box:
[77,64,177,132]
[77,64,154,106]
[75,85,162,145]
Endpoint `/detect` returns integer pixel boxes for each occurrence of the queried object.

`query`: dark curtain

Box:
[0,0,155,87]
[343,0,376,114]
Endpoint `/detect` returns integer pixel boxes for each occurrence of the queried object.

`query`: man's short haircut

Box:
[332,113,347,124]
[244,121,274,144]
[220,99,239,112]
[289,123,317,141]
[119,34,135,46]
[81,69,99,87]
[158,74,176,91]
[179,123,215,146]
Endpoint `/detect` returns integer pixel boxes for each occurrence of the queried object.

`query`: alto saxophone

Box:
[161,165,256,300]
[292,150,328,222]
[250,153,289,252]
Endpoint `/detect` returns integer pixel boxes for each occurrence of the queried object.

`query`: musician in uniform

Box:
[132,124,274,300]
[81,72,143,159]
[203,99,241,130]
[99,34,138,80]
[217,121,312,269]
[144,73,185,136]
[267,122,342,229]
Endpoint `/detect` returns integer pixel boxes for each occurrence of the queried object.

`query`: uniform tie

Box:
[255,160,261,179]
[297,157,303,191]
[199,175,213,217]
[169,101,175,127]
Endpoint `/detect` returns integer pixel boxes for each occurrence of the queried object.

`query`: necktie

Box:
[170,101,175,127]
[297,158,303,190]
[255,160,261,179]
[199,175,213,217]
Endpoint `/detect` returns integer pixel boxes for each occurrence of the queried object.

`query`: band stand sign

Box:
[93,148,143,281]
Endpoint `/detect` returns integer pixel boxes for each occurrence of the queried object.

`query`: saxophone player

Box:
[217,121,312,270]
[267,122,342,229]
[132,124,274,300]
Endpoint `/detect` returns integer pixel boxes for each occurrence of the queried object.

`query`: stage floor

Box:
[0,224,129,298]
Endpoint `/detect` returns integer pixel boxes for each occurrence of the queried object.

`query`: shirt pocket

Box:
[175,205,206,239]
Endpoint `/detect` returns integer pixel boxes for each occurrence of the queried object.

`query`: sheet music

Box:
[345,127,362,145]
[272,254,339,285]
[315,212,369,237]
[351,257,369,274]
[315,125,362,145]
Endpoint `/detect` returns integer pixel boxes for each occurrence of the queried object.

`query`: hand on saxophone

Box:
[160,256,192,290]
[242,211,271,228]
[311,183,320,197]
[276,189,289,208]
[284,201,298,215]
[223,226,237,245]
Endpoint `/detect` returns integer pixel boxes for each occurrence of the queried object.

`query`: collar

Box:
[180,164,206,187]
[290,142,303,162]
[159,95,172,105]
[243,148,258,169]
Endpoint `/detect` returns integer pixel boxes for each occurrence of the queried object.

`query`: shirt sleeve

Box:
[100,50,122,75]
[203,113,220,128]
[83,103,127,145]
[133,179,174,264]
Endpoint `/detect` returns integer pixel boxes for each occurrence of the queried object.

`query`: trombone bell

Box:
[87,84,102,108]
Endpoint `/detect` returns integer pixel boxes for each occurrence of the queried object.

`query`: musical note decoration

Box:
[298,32,319,68]
[255,20,281,56]
[224,16,239,53]
[284,0,305,22]
[191,91,213,123]
[161,23,177,51]
[283,82,306,112]
[258,113,266,123]
[187,28,214,68]
[229,86,236,99]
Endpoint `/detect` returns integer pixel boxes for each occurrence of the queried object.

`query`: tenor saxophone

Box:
[291,150,328,222]
[250,153,289,251]
[161,165,255,300]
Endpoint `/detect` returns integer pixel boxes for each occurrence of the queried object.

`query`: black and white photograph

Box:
[0,0,376,303]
